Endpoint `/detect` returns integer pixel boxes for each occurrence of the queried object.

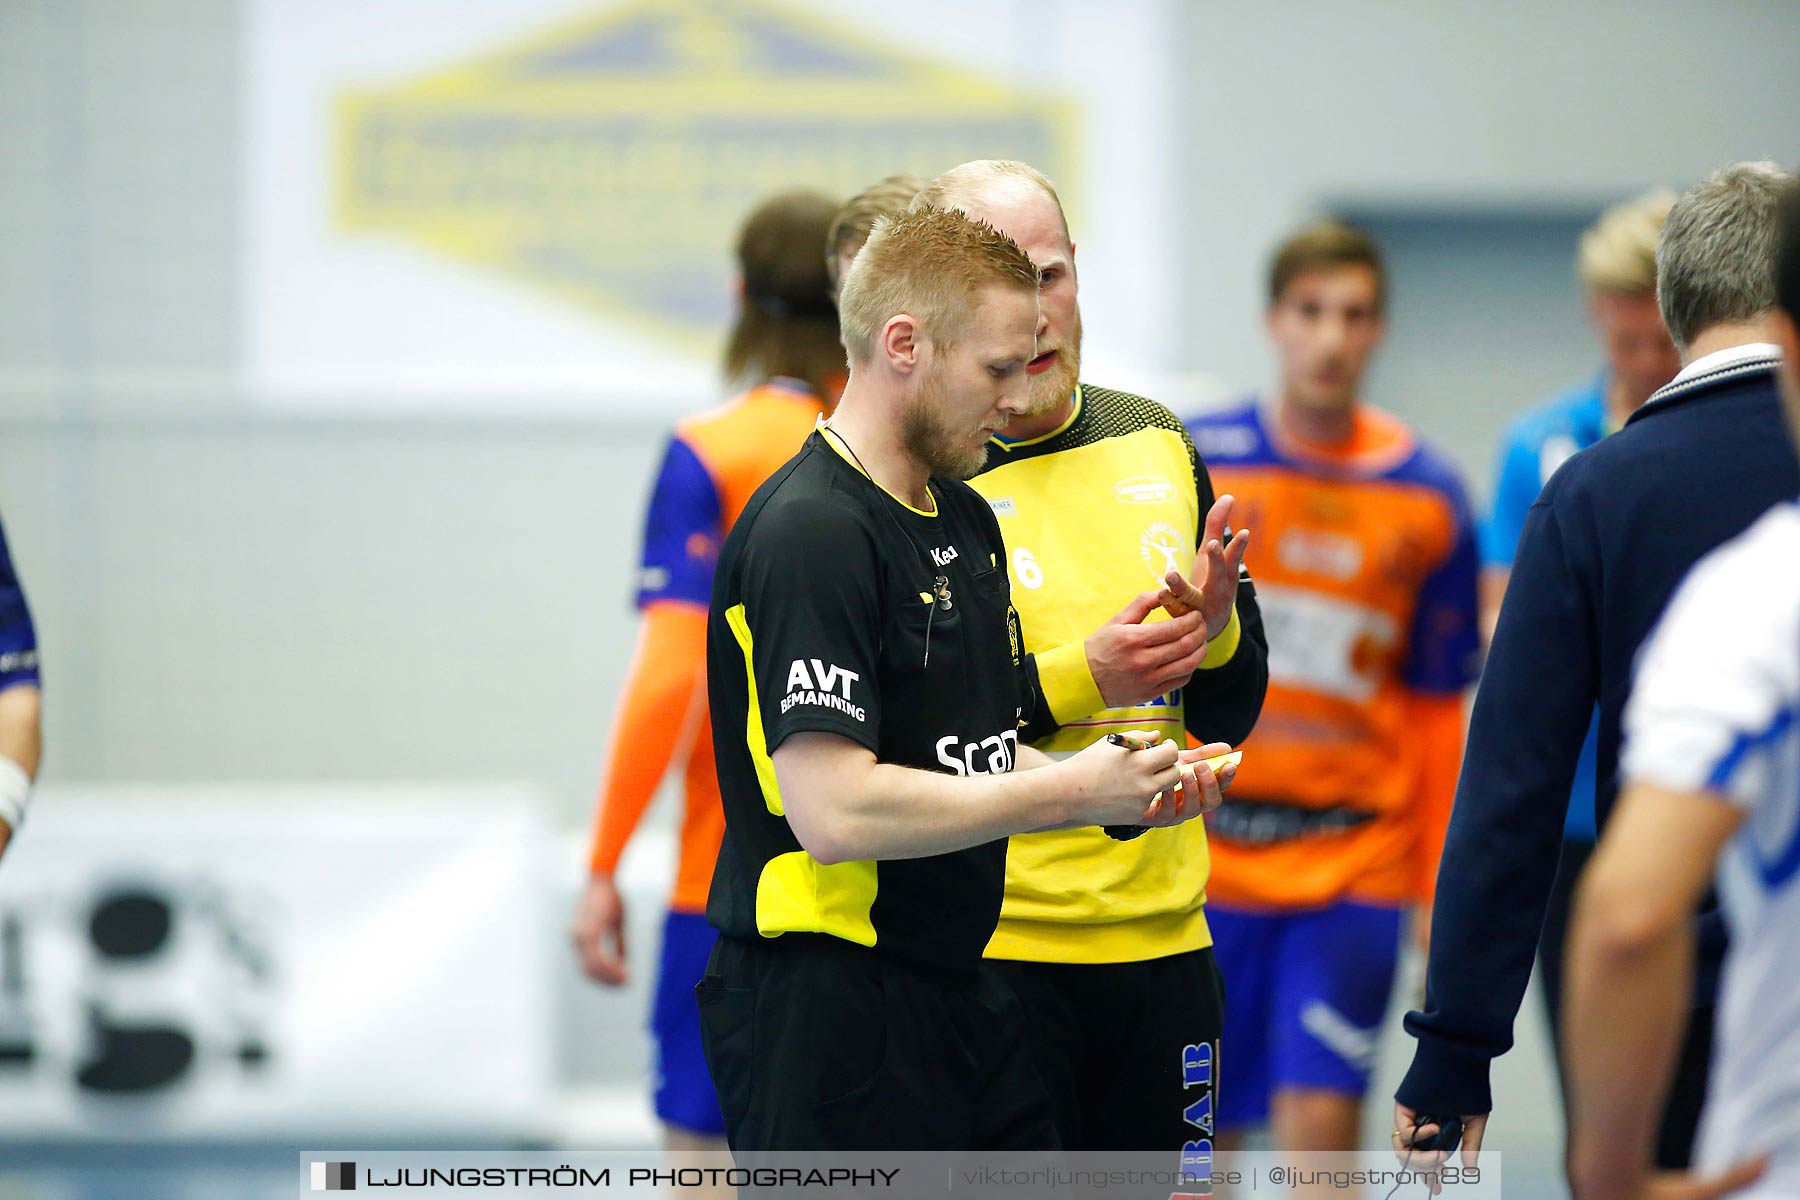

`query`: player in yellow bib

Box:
[916,162,1270,1153]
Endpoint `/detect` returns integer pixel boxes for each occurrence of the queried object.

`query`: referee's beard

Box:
[902,370,990,481]
[1022,305,1082,418]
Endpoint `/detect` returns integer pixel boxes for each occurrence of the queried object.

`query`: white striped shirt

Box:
[1623,500,1800,1191]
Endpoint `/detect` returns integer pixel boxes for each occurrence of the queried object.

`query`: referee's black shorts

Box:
[696,933,1059,1151]
[986,947,1224,1151]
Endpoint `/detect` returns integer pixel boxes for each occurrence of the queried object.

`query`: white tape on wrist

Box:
[0,756,30,832]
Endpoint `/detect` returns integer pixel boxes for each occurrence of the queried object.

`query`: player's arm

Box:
[1403,691,1465,935]
[585,604,709,880]
[1400,489,1481,937]
[573,603,707,985]
[1479,432,1541,647]
[773,730,1227,864]
[0,684,40,861]
[1478,568,1509,652]
[572,436,721,986]
[1564,782,1756,1200]
[0,518,42,862]
[1566,545,1790,1200]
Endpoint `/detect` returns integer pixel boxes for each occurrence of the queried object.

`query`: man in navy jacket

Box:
[1394,161,1800,1171]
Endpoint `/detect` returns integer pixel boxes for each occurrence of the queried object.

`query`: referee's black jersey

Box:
[705,429,1033,972]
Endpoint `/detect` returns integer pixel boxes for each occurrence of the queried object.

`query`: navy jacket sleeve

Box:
[1396,484,1599,1116]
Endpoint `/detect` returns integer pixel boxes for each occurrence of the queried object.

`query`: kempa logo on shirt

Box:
[1114,475,1176,505]
[936,728,1019,776]
[781,659,866,722]
[931,545,960,567]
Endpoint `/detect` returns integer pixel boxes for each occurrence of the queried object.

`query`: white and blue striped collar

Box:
[1672,342,1782,387]
[1638,342,1780,412]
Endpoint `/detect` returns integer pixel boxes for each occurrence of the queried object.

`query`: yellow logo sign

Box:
[334,0,1077,344]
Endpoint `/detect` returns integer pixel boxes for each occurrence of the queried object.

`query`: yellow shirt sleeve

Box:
[1035,639,1106,725]
[1037,602,1241,724]
[1197,604,1241,670]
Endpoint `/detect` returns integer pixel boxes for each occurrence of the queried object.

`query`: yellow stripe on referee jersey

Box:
[755,851,878,948]
[724,602,784,817]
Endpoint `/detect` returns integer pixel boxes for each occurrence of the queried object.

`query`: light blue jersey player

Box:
[1484,373,1611,843]
[0,512,42,860]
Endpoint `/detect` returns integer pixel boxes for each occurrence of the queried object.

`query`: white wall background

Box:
[1171,0,1800,477]
[1,0,1796,1177]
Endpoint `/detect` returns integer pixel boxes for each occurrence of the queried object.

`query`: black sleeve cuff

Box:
[1183,577,1269,747]
[1018,652,1062,744]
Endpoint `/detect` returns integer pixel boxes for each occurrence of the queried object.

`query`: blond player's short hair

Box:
[1578,188,1677,296]
[826,174,924,291]
[838,206,1039,364]
[913,160,1071,247]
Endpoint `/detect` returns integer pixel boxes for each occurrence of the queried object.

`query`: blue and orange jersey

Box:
[1187,400,1479,909]
[0,515,39,692]
[588,378,830,914]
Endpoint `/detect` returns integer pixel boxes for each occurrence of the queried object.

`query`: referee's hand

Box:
[1139,742,1235,825]
[1068,732,1222,828]
[1173,743,1236,814]
[571,873,629,987]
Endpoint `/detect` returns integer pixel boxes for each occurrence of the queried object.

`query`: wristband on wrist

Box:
[0,756,29,832]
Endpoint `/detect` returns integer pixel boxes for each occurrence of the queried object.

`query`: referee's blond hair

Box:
[838,206,1039,365]
[1578,188,1677,296]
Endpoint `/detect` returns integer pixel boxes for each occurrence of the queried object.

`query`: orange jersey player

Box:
[592,376,834,906]
[1186,222,1480,1154]
[570,190,843,1150]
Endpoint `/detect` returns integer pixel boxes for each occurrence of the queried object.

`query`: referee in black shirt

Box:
[699,206,1237,1151]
